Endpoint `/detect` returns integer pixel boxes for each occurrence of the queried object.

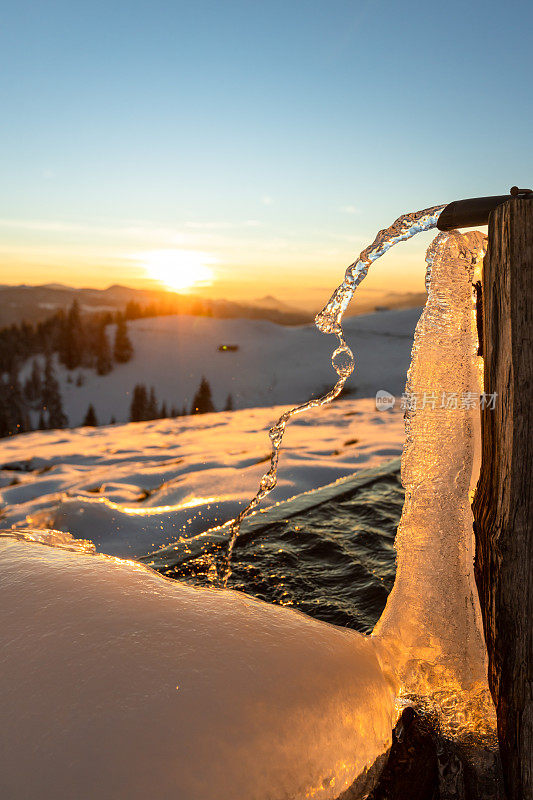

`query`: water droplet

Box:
[332,345,354,378]
[269,423,285,447]
[260,474,276,492]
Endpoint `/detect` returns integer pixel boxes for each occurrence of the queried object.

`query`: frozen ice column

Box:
[373,230,488,696]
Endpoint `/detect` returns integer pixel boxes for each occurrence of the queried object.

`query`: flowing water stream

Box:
[222,204,445,584]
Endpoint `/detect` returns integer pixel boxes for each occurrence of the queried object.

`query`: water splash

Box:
[220,204,445,585]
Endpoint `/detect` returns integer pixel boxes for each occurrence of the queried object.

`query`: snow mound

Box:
[0,533,397,800]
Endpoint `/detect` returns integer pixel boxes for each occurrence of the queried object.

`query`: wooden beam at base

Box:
[473,198,533,800]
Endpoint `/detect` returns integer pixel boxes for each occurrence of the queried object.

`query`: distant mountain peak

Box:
[39,282,74,291]
[253,295,297,312]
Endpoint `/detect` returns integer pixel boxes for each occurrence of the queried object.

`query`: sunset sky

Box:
[1,0,531,308]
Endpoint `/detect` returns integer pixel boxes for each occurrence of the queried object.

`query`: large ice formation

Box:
[374,230,495,738]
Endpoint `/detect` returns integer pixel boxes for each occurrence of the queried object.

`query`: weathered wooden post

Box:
[473,196,533,800]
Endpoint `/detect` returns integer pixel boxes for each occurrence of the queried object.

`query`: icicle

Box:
[373,230,496,742]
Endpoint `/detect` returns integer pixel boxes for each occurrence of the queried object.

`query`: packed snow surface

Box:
[0,399,403,557]
[0,533,397,800]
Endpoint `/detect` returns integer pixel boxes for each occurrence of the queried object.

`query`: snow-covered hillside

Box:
[24,307,421,427]
[0,399,403,557]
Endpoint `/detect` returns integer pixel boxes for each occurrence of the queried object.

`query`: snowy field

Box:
[0,399,404,558]
[23,307,422,427]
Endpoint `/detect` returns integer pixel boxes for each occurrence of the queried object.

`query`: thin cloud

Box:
[339,205,359,214]
[0,217,263,242]
[0,217,186,244]
[0,219,87,233]
[184,219,263,230]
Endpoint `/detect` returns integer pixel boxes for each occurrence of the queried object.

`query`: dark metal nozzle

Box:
[437,188,532,231]
[437,194,510,231]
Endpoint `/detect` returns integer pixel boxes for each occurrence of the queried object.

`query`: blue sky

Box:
[1,0,531,306]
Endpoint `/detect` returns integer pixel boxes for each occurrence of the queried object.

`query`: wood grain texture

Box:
[473,198,533,800]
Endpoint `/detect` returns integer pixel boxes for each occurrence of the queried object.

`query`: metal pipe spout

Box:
[437,188,532,231]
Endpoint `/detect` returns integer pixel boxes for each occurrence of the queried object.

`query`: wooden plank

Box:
[473,198,533,800]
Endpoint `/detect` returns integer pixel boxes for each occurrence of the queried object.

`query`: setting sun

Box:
[133,248,216,292]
